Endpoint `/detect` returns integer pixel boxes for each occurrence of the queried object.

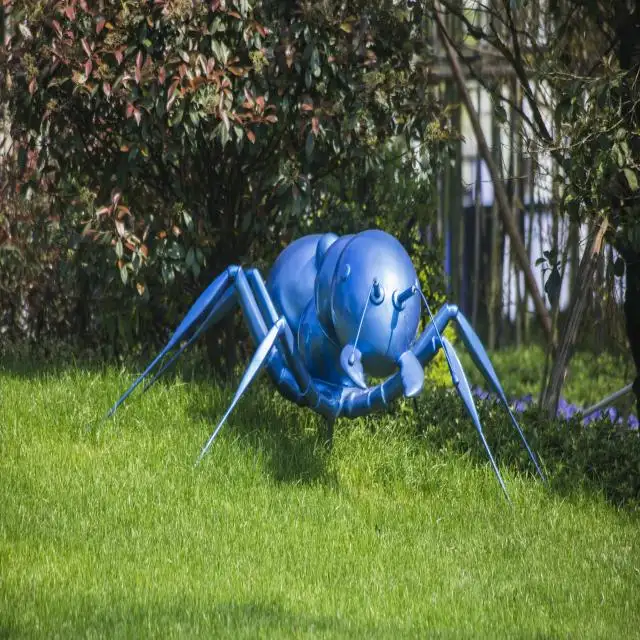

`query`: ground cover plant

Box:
[1,363,639,638]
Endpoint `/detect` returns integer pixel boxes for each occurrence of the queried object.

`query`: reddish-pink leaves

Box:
[116,205,130,220]
[166,79,180,111]
[115,218,125,237]
[135,51,143,84]
[227,66,245,77]
[167,80,179,100]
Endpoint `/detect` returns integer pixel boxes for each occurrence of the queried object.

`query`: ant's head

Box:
[329,229,421,378]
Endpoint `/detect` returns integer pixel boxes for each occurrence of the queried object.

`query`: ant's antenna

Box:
[349,280,376,365]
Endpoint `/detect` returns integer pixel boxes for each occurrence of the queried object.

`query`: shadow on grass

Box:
[206,600,365,636]
[189,368,640,512]
[187,377,337,488]
[2,597,400,637]
[0,349,108,380]
[109,363,640,511]
[3,344,639,512]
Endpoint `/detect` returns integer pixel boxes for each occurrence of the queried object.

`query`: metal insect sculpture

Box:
[106,229,545,502]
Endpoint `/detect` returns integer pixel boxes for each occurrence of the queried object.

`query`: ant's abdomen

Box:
[314,234,355,341]
[266,234,324,332]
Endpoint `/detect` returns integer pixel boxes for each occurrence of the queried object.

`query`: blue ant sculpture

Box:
[106,229,545,502]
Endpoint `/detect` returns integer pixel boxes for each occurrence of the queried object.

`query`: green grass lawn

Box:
[461,345,635,408]
[1,365,639,638]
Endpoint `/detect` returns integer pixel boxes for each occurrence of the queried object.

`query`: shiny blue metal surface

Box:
[315,233,354,342]
[329,229,421,378]
[105,228,546,501]
[266,234,319,332]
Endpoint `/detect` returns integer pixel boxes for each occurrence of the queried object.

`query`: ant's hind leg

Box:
[105,267,238,419]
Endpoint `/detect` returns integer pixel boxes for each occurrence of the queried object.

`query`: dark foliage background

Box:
[0,0,451,365]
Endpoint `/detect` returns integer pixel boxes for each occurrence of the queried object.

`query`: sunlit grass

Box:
[461,345,634,407]
[1,366,639,638]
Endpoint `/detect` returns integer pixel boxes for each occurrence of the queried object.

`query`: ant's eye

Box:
[392,285,416,310]
[370,279,385,305]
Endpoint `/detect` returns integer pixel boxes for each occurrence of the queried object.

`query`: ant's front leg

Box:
[196,269,344,461]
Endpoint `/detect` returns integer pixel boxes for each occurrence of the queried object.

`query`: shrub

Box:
[1,0,450,362]
[414,385,640,510]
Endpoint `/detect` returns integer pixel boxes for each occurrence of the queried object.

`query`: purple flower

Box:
[513,400,528,413]
[583,410,603,426]
[462,386,639,432]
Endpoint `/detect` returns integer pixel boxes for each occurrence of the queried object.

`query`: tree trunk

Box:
[540,217,610,417]
[434,3,555,347]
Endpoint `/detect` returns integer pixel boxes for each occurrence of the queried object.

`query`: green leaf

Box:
[623,168,638,192]
[310,47,321,78]
[182,210,194,231]
[613,256,625,278]
[305,131,315,159]
[167,242,185,260]
[241,211,252,232]
[211,40,230,65]
[544,266,562,304]
[217,121,230,147]
[161,262,175,285]
[493,104,507,124]
[120,264,128,285]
